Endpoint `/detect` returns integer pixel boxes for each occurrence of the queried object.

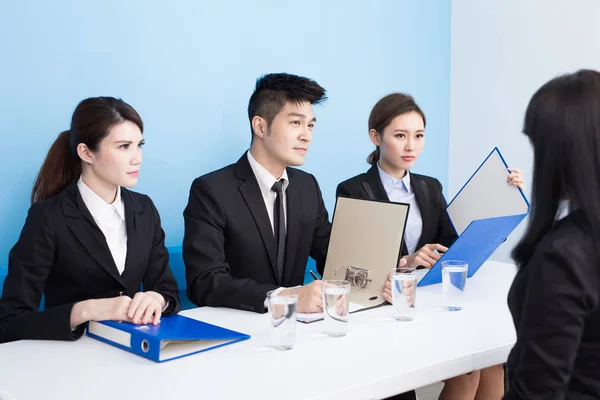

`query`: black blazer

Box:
[336,165,457,256]
[0,183,180,344]
[183,152,331,313]
[505,210,600,399]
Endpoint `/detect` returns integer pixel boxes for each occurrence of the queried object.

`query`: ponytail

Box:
[31,130,81,203]
[367,147,380,166]
[30,97,144,203]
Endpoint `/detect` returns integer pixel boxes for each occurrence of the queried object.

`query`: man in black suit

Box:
[183,73,331,313]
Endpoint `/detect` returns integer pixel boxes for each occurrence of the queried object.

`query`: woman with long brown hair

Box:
[0,97,180,343]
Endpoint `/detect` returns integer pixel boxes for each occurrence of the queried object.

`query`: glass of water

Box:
[266,290,298,350]
[390,267,417,321]
[321,280,351,337]
[442,260,468,311]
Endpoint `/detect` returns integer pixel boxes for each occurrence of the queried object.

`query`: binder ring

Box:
[334,265,371,289]
[141,340,150,353]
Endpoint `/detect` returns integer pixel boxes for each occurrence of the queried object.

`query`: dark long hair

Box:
[512,69,600,266]
[367,93,426,165]
[31,97,143,203]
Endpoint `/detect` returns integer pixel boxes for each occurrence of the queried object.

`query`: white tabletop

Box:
[0,261,517,400]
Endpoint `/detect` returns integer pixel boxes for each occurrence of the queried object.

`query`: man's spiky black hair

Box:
[247,73,327,136]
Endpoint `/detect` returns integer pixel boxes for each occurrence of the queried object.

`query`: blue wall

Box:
[0,1,450,264]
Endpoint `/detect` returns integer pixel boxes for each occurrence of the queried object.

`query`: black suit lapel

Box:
[60,183,126,287]
[236,154,279,283]
[120,189,145,284]
[365,165,389,201]
[411,175,432,251]
[282,173,301,285]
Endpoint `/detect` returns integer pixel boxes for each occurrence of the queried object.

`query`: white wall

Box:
[450,0,600,262]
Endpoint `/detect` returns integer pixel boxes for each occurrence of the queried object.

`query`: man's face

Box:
[261,100,316,168]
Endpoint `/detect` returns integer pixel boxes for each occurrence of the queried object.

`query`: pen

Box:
[309,270,320,280]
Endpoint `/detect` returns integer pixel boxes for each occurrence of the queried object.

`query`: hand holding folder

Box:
[418,148,529,286]
[380,257,411,303]
[405,243,449,270]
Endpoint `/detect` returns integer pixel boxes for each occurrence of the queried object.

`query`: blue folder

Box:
[417,147,529,287]
[418,213,527,286]
[87,314,250,362]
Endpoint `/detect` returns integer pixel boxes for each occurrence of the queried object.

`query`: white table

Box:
[0,261,517,400]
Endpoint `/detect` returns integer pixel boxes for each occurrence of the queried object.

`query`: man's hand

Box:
[279,280,322,313]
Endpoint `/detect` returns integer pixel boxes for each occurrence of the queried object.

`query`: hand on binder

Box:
[382,258,409,303]
[71,296,131,328]
[405,243,448,269]
[383,276,416,306]
[126,291,165,325]
[507,168,525,190]
[71,292,165,329]
[382,280,395,304]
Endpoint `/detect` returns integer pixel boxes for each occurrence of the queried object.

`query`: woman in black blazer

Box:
[505,70,600,399]
[0,97,180,344]
[337,93,523,400]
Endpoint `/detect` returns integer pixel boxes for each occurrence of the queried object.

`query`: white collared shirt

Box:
[247,150,289,234]
[377,164,423,255]
[77,177,127,275]
[247,151,294,306]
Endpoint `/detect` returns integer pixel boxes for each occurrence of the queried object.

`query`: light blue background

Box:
[0,1,450,265]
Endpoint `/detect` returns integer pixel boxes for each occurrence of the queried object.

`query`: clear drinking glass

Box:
[390,267,417,321]
[321,280,351,337]
[441,260,468,311]
[266,290,298,350]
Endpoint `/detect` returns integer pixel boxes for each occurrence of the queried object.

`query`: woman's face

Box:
[86,121,144,188]
[372,111,425,172]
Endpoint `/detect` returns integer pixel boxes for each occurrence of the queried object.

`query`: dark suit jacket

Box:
[336,165,458,256]
[0,182,180,344]
[505,210,600,399]
[183,152,331,313]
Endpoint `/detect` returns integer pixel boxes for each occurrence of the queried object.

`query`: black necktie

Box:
[271,179,286,281]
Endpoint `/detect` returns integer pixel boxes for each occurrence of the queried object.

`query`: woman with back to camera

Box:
[505,69,600,398]
[0,96,180,343]
[337,93,524,400]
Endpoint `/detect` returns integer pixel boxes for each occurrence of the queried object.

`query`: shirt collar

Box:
[555,199,571,221]
[77,176,125,222]
[377,163,411,195]
[247,150,289,196]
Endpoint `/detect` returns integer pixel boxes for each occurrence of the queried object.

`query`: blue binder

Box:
[418,147,529,287]
[418,213,527,286]
[87,314,250,362]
